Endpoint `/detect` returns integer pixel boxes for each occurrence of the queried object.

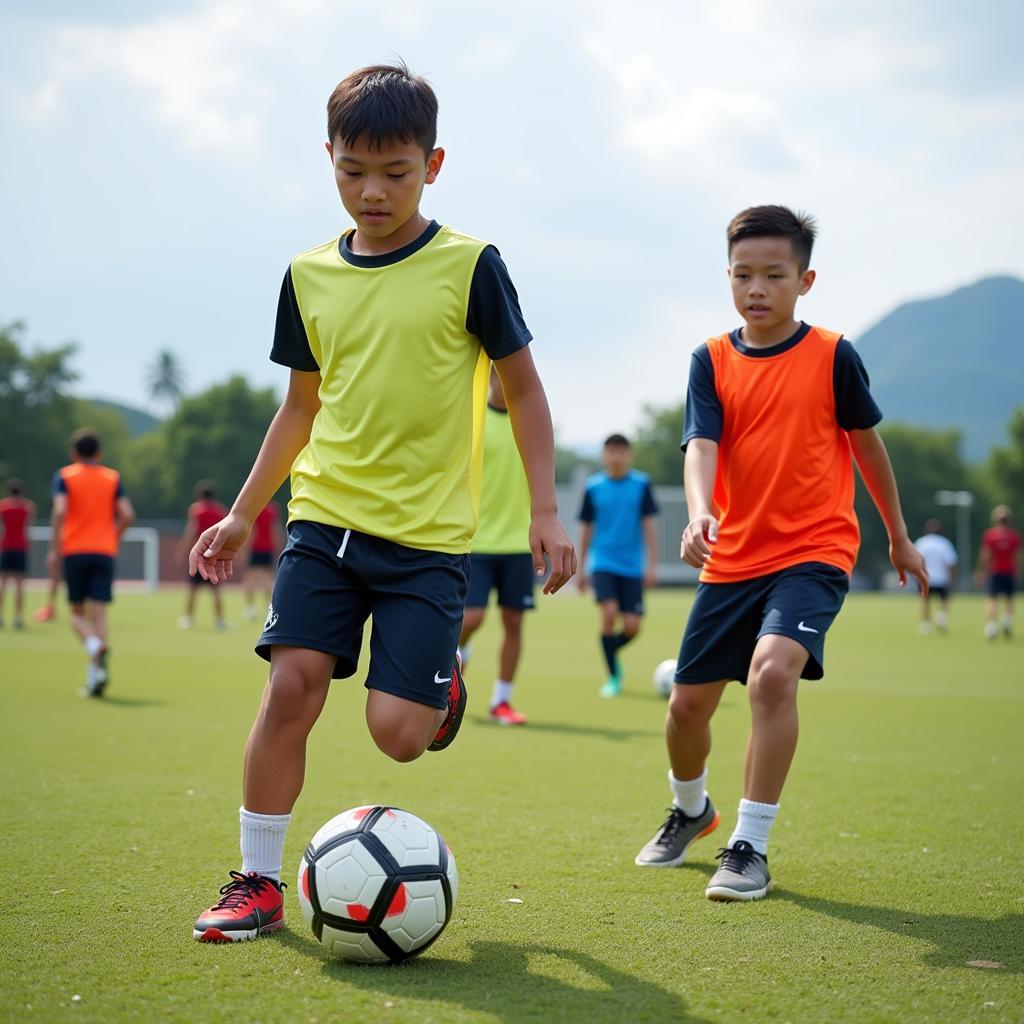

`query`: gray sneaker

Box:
[635,800,720,867]
[705,840,773,901]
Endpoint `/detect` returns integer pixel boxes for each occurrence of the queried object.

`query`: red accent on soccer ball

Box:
[352,807,372,822]
[347,903,371,922]
[385,883,408,918]
[301,865,310,901]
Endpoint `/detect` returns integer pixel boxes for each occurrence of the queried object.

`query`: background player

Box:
[977,504,1020,640]
[177,481,229,630]
[48,429,135,695]
[243,502,282,621]
[187,63,575,943]
[634,205,927,901]
[459,365,535,726]
[577,435,659,697]
[913,519,957,633]
[0,478,35,630]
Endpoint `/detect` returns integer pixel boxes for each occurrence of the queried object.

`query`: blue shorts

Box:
[256,521,469,710]
[465,553,535,611]
[676,562,849,685]
[592,571,644,616]
[64,554,115,604]
[988,573,1016,598]
[250,550,275,568]
[0,550,27,574]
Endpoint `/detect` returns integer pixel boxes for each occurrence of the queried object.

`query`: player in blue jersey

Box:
[578,435,659,697]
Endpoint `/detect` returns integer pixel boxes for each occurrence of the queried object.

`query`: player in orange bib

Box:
[634,206,927,899]
[48,429,135,696]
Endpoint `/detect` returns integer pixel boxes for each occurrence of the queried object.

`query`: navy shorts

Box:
[676,562,849,685]
[0,550,27,574]
[465,553,535,611]
[929,585,950,600]
[250,550,275,568]
[592,571,645,616]
[256,521,469,710]
[988,573,1016,598]
[64,554,115,604]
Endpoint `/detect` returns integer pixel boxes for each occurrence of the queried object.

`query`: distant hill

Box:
[86,399,162,438]
[854,275,1024,462]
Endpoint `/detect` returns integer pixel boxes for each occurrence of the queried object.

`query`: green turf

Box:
[2,589,1021,1023]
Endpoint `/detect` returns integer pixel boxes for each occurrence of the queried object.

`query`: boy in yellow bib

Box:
[189,63,575,943]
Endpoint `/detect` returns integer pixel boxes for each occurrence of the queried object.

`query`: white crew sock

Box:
[729,798,779,856]
[491,680,513,707]
[239,806,291,880]
[84,634,103,658]
[669,769,707,818]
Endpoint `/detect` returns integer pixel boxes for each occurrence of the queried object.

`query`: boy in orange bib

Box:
[634,206,927,899]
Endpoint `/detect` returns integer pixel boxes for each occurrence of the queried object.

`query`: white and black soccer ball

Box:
[297,805,457,964]
[652,659,678,699]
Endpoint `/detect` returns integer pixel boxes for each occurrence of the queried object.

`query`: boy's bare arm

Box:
[849,427,928,591]
[493,347,576,594]
[47,494,66,571]
[115,496,136,538]
[190,370,321,583]
[681,438,719,569]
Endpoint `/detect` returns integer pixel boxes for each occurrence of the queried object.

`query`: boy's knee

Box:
[263,669,324,729]
[668,686,714,726]
[369,722,427,764]
[748,658,798,706]
[622,620,640,639]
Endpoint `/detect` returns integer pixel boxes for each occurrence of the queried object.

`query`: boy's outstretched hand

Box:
[530,512,577,594]
[890,535,929,594]
[189,512,252,584]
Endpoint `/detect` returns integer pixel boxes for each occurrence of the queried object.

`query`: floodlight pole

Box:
[935,490,974,591]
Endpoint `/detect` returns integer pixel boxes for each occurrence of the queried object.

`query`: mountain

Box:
[86,398,162,438]
[853,275,1024,462]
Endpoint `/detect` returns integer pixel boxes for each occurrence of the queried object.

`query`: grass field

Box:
[2,588,1022,1023]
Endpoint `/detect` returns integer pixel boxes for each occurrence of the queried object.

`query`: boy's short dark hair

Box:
[924,518,942,534]
[604,434,631,448]
[6,478,23,496]
[195,480,216,500]
[71,428,100,458]
[727,205,817,272]
[327,61,438,156]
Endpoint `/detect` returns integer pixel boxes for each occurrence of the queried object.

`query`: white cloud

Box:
[30,0,332,156]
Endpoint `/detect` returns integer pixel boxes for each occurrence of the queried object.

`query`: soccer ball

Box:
[652,659,677,699]
[297,805,457,963]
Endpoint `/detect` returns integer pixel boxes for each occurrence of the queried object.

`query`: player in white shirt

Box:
[914,519,958,633]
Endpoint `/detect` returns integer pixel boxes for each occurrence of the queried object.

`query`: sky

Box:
[2,0,1022,446]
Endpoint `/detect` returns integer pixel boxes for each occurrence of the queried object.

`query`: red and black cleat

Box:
[193,871,286,943]
[428,653,467,752]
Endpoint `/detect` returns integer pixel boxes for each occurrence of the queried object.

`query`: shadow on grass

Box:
[467,716,659,742]
[278,932,712,1023]
[96,696,165,708]
[778,891,1022,972]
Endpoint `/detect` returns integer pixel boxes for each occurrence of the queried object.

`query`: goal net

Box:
[27,526,161,591]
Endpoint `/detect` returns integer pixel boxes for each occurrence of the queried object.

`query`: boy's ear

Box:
[425,147,445,185]
[325,140,334,161]
[799,268,816,295]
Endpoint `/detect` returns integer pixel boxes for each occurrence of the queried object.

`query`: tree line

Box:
[3,321,1021,581]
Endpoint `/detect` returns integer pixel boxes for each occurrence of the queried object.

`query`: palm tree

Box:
[145,349,186,410]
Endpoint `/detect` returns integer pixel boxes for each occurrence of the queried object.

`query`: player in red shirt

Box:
[0,478,36,630]
[977,505,1020,640]
[177,481,229,630]
[634,206,927,900]
[243,503,282,621]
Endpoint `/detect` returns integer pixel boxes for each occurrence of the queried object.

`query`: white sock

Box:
[669,769,707,818]
[239,806,291,880]
[84,634,103,657]
[491,680,513,707]
[729,798,779,856]
[458,642,472,667]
